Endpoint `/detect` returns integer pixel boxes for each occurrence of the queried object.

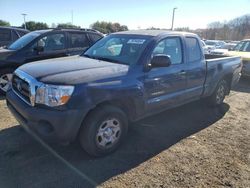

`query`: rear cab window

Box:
[185,37,202,62]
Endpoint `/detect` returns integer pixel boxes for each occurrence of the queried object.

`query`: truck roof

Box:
[115,30,197,37]
[0,26,29,32]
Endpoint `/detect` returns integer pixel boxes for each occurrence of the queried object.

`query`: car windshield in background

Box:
[205,41,217,46]
[233,41,250,52]
[83,35,151,65]
[8,32,40,50]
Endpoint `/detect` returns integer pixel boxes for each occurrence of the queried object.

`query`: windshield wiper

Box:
[94,56,125,64]
[82,54,95,59]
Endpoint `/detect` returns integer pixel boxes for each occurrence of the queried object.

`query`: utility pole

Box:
[171,7,177,30]
[71,10,74,25]
[21,13,27,29]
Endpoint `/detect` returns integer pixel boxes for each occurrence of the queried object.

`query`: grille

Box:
[12,74,31,104]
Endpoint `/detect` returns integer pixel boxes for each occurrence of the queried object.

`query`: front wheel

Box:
[207,79,228,106]
[0,69,14,95]
[79,105,128,157]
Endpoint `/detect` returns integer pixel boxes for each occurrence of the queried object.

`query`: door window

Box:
[152,37,183,64]
[69,33,90,48]
[11,30,19,41]
[88,33,102,43]
[0,29,11,42]
[37,33,65,52]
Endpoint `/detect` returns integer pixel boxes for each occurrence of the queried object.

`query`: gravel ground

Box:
[0,78,249,188]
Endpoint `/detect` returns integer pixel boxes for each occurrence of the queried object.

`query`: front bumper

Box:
[6,90,86,143]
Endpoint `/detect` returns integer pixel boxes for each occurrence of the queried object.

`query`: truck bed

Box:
[203,54,242,97]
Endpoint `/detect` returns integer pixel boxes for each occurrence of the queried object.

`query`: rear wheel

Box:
[0,69,14,95]
[79,105,128,157]
[208,79,228,106]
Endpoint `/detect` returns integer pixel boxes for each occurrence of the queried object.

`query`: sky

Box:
[0,0,250,30]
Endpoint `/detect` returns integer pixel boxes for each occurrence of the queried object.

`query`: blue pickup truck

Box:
[6,30,242,156]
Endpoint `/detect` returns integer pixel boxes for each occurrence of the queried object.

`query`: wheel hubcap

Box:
[0,73,13,92]
[216,84,225,104]
[96,118,121,149]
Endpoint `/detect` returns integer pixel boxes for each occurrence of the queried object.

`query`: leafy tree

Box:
[22,21,48,31]
[0,20,10,26]
[57,23,80,29]
[199,14,250,40]
[90,21,128,34]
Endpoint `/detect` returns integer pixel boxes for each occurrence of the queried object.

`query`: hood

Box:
[0,48,15,61]
[226,51,250,61]
[19,55,130,85]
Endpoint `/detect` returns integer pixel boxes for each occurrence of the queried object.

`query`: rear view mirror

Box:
[150,54,171,68]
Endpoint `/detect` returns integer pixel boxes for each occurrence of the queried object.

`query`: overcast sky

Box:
[0,0,250,29]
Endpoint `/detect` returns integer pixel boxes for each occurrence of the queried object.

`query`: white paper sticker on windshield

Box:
[127,39,146,44]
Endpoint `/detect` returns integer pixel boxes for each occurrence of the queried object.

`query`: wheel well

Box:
[95,98,136,121]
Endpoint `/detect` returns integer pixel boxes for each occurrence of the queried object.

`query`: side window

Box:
[11,30,19,41]
[243,41,250,52]
[0,29,11,41]
[16,30,28,37]
[88,33,102,43]
[186,37,202,62]
[37,33,65,52]
[152,37,183,65]
[69,33,90,48]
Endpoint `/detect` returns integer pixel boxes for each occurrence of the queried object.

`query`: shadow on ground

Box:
[0,95,5,100]
[0,100,230,188]
[233,77,250,93]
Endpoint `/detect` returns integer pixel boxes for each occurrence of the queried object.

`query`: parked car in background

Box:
[205,40,226,50]
[210,43,237,55]
[225,39,250,77]
[0,26,29,48]
[201,40,210,54]
[0,28,103,94]
[7,30,242,156]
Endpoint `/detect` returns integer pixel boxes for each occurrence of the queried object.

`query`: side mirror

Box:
[150,54,171,68]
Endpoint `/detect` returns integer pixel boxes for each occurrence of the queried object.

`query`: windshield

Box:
[233,41,250,52]
[205,41,217,46]
[8,32,40,50]
[83,35,151,65]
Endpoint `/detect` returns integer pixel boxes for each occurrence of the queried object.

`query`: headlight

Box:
[35,84,74,107]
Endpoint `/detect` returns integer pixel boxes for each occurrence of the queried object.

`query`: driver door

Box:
[25,32,67,63]
[144,37,187,112]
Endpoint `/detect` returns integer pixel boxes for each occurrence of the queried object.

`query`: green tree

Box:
[0,20,10,26]
[57,23,80,29]
[22,21,48,31]
[90,21,128,34]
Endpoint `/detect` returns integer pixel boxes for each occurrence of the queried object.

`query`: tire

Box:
[79,105,128,157]
[0,69,14,95]
[207,79,228,106]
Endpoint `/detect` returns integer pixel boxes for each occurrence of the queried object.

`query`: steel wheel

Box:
[215,82,226,104]
[0,73,13,93]
[96,118,121,149]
